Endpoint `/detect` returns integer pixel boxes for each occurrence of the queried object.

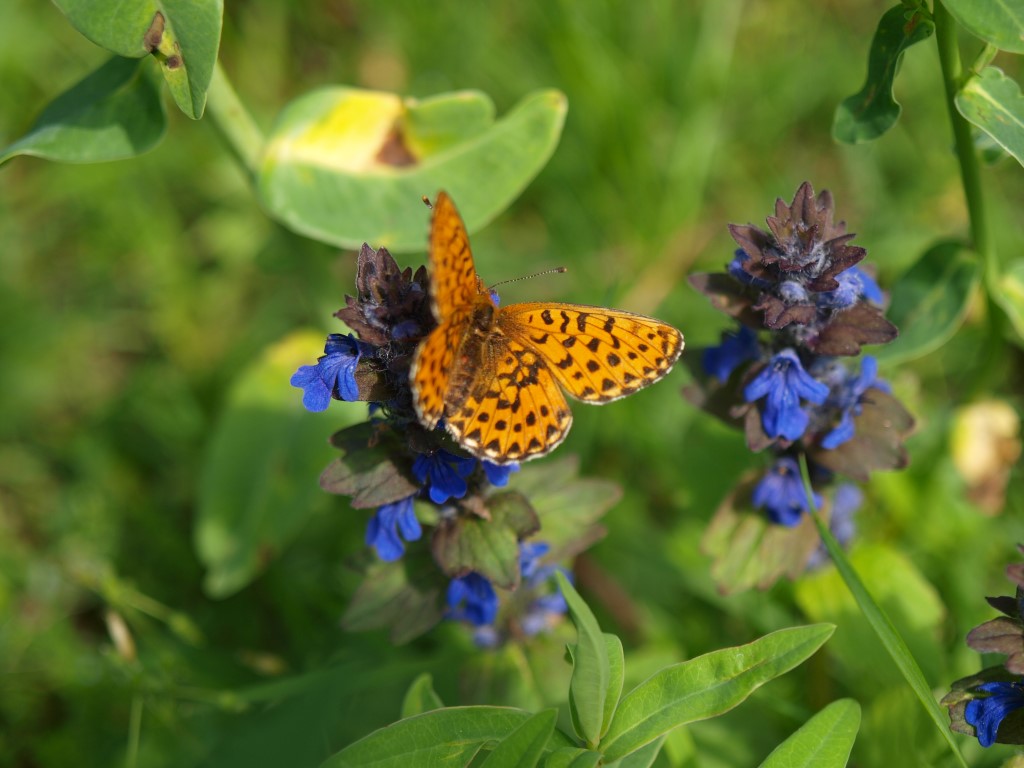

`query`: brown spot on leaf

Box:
[144,12,165,52]
[375,125,417,167]
[165,55,182,70]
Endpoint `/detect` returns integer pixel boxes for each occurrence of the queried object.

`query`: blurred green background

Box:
[2,1,1024,766]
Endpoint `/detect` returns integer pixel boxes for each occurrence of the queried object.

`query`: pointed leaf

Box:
[600,624,835,761]
[258,88,566,251]
[543,748,603,768]
[556,572,611,748]
[0,57,165,165]
[321,423,420,509]
[873,240,980,364]
[319,706,572,767]
[400,674,444,719]
[195,331,357,598]
[833,6,934,143]
[478,709,557,768]
[758,699,861,768]
[602,634,625,739]
[957,67,1024,169]
[942,0,1024,53]
[53,0,223,118]
[341,552,446,645]
[432,491,539,588]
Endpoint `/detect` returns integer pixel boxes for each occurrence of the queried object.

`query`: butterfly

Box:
[410,192,684,465]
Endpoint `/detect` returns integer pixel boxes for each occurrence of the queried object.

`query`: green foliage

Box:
[757,699,861,768]
[257,88,567,251]
[874,240,980,365]
[833,6,935,143]
[0,56,165,164]
[4,0,1024,766]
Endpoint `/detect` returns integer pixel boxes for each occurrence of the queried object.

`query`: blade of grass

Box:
[797,454,968,768]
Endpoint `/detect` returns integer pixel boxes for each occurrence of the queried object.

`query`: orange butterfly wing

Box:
[496,303,684,402]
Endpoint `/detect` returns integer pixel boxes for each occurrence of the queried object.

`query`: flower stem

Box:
[934,1,1004,393]
[203,60,266,179]
[797,454,968,768]
[125,694,142,768]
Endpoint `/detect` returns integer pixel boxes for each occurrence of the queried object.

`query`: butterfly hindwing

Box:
[496,303,684,403]
[444,335,573,465]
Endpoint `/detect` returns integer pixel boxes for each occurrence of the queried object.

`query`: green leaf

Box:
[600,624,835,761]
[758,699,861,768]
[53,0,223,118]
[432,491,539,588]
[319,706,572,767]
[943,0,1024,53]
[508,455,621,559]
[400,674,444,719]
[321,423,420,509]
[258,88,567,252]
[602,634,625,739]
[995,258,1024,344]
[701,475,824,594]
[543,748,603,768]
[194,330,358,598]
[603,737,665,768]
[873,240,980,365]
[956,67,1024,169]
[478,709,557,768]
[0,57,165,165]
[556,572,612,748]
[833,6,934,143]
[341,551,446,644]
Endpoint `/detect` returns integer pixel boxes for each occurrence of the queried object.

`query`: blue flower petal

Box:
[365,496,421,561]
[291,333,365,411]
[965,680,1024,747]
[446,573,499,626]
[482,460,519,487]
[744,349,829,441]
[290,365,332,412]
[413,451,477,504]
[751,457,822,526]
[702,326,760,382]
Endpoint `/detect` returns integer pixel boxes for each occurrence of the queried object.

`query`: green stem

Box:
[934,1,1004,392]
[204,60,266,179]
[126,694,142,768]
[797,455,969,768]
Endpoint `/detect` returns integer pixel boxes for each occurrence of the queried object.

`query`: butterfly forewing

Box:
[428,192,485,322]
[496,303,684,402]
[410,312,468,429]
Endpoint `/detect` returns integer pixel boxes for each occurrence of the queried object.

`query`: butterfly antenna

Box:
[489,267,568,290]
[421,195,433,210]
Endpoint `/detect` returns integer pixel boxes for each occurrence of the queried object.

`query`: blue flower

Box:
[752,457,822,526]
[965,679,1024,747]
[806,483,862,569]
[290,333,364,411]
[702,326,760,382]
[518,541,570,636]
[816,265,884,309]
[446,572,499,626]
[821,356,880,449]
[482,460,519,487]
[365,496,421,561]
[727,250,772,289]
[744,349,829,441]
[412,451,478,504]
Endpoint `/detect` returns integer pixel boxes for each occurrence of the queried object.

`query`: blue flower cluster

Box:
[447,541,570,647]
[290,243,570,646]
[690,182,912,548]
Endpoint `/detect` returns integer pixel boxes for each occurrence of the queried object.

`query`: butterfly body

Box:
[410,192,684,464]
